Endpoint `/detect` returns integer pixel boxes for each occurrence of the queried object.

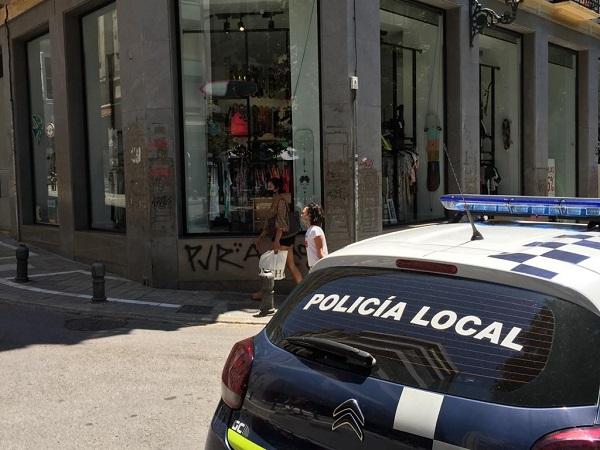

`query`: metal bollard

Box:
[15,244,29,283]
[258,271,275,315]
[91,262,107,302]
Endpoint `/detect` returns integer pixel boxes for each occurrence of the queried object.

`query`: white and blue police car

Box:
[207,195,600,450]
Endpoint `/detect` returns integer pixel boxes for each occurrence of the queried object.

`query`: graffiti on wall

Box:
[124,120,146,204]
[359,161,379,236]
[325,161,352,243]
[148,124,175,232]
[183,240,307,273]
[323,129,352,245]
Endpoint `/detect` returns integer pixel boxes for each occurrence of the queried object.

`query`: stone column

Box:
[354,0,382,241]
[577,50,599,197]
[119,0,179,287]
[52,6,76,256]
[522,31,549,196]
[0,18,17,233]
[319,0,355,250]
[320,0,382,249]
[446,3,480,195]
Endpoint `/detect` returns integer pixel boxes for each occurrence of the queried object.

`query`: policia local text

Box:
[303,293,523,352]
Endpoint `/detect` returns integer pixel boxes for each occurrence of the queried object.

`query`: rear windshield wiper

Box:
[283,336,376,371]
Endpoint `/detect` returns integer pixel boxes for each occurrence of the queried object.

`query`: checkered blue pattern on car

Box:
[488,233,600,279]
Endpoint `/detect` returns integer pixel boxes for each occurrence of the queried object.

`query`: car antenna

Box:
[442,143,483,241]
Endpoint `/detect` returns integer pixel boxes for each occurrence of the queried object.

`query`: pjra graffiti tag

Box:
[185,243,257,271]
[184,241,307,273]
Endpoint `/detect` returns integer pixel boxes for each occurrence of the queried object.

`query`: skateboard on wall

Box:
[425,112,442,192]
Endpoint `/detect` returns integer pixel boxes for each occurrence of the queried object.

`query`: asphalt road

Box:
[0,302,263,449]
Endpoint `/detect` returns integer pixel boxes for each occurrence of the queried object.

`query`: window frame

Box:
[174,0,324,237]
[548,43,579,197]
[79,1,126,233]
[380,0,447,227]
[25,30,59,226]
[478,26,524,196]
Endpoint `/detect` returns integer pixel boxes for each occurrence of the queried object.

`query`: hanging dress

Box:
[209,163,220,220]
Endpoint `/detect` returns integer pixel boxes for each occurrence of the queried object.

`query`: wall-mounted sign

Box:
[45,122,55,138]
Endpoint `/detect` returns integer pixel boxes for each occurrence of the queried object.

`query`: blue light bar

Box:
[440,194,600,219]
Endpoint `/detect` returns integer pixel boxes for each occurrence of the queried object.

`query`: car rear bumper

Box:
[204,401,232,450]
[205,427,228,450]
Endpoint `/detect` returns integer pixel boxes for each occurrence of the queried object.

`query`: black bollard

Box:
[258,271,275,315]
[91,262,107,302]
[15,244,29,283]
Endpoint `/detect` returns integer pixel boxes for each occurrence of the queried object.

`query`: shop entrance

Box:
[380,0,445,226]
[381,41,419,224]
[478,28,522,196]
[479,63,500,194]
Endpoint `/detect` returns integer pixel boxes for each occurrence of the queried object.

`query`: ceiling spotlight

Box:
[223,17,230,33]
[238,15,245,31]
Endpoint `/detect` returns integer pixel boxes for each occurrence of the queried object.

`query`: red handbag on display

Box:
[230,111,248,137]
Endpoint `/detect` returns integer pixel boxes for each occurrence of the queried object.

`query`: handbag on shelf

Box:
[230,110,248,137]
[258,250,288,281]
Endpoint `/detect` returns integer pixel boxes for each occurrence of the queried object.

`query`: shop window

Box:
[597,59,600,196]
[178,0,321,234]
[82,3,125,231]
[479,28,521,195]
[548,44,577,197]
[380,0,444,225]
[27,34,58,225]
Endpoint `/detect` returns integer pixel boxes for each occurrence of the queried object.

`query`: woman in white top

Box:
[301,203,328,268]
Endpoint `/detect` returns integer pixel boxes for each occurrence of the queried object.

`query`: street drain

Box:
[177,305,213,315]
[64,317,128,331]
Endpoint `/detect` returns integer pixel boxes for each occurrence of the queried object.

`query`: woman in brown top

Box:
[251,176,303,301]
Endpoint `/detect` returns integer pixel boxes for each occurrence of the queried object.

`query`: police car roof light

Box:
[440,194,600,219]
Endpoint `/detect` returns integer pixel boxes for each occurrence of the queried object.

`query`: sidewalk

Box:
[0,236,278,326]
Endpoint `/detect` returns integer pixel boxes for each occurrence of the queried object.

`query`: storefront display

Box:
[380,0,444,225]
[548,44,577,197]
[27,34,58,225]
[82,3,125,231]
[179,0,321,234]
[479,28,521,195]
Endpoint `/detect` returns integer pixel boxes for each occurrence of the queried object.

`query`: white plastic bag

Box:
[258,250,288,281]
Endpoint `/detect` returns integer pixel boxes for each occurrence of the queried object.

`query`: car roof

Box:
[312,221,600,314]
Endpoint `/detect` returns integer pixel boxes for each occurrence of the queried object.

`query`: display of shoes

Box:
[279,147,298,160]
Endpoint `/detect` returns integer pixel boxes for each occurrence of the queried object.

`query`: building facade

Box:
[0,0,598,290]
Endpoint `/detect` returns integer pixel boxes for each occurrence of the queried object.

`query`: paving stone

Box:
[177,305,214,315]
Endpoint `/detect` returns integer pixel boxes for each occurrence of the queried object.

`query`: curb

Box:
[0,294,272,327]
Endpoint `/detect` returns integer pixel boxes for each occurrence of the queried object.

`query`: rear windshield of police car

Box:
[267,267,600,408]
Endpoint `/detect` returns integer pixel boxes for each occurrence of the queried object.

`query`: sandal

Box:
[254,308,275,317]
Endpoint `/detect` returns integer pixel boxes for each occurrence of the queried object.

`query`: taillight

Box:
[221,337,254,409]
[532,426,600,449]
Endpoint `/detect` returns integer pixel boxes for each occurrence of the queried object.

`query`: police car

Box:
[206,195,600,450]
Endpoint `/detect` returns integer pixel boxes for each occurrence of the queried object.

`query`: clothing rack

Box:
[479,64,500,167]
[479,63,501,195]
